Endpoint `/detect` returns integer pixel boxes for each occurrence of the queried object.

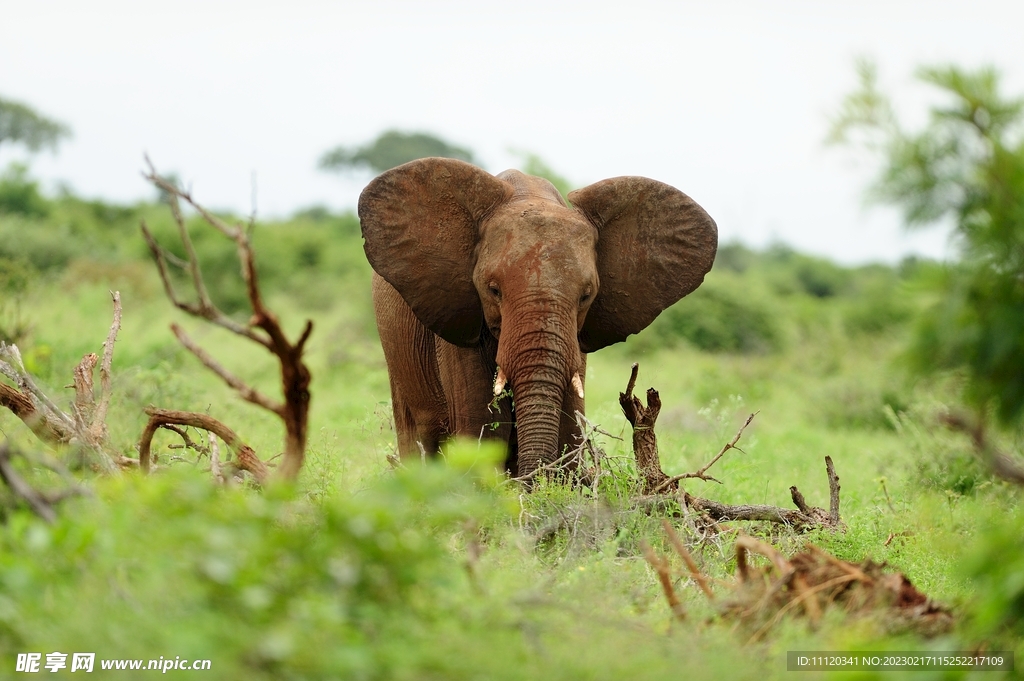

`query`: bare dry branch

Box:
[622,364,843,532]
[655,411,759,492]
[71,353,97,433]
[141,161,314,481]
[735,535,793,582]
[139,407,269,485]
[826,455,841,525]
[0,441,57,523]
[93,290,122,431]
[619,366,668,494]
[171,324,284,415]
[0,343,76,435]
[661,518,715,601]
[209,433,224,484]
[0,382,70,444]
[941,411,1024,486]
[139,219,272,349]
[641,540,686,621]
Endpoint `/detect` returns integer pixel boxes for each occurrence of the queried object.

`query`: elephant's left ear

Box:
[569,177,717,352]
[359,158,512,347]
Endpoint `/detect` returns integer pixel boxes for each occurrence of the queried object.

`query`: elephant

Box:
[358,157,717,480]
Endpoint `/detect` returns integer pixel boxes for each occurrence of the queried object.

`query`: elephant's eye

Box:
[579,290,592,305]
[488,284,501,300]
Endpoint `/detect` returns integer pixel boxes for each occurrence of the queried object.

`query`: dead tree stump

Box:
[619,363,671,494]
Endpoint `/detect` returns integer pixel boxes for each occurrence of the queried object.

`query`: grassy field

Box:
[0,192,1021,679]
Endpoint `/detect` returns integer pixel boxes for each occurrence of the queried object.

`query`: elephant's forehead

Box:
[478,203,596,277]
[484,202,593,240]
[495,169,566,205]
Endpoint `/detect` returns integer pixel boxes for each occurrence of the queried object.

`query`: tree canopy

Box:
[319,130,475,174]
[0,96,71,153]
[832,62,1024,426]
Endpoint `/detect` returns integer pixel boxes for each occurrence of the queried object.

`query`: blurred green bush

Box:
[650,272,784,353]
[0,464,504,679]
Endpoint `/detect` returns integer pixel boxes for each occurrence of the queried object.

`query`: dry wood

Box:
[139,407,269,485]
[141,160,313,481]
[170,324,284,415]
[0,440,57,523]
[209,433,224,485]
[720,537,953,638]
[826,455,841,525]
[0,342,76,438]
[641,539,686,621]
[0,382,70,444]
[0,293,123,472]
[620,363,844,532]
[619,363,670,494]
[0,441,90,523]
[735,535,793,581]
[940,411,1024,486]
[654,411,758,491]
[661,518,714,601]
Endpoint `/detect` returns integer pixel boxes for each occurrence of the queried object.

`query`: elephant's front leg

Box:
[372,274,449,460]
[435,337,514,458]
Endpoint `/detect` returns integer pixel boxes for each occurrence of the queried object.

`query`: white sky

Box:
[3,0,1023,264]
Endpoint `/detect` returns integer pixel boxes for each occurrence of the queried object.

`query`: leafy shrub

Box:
[813,376,908,430]
[842,279,913,335]
[0,215,78,271]
[650,273,784,353]
[0,163,48,218]
[889,404,992,495]
[764,245,851,298]
[714,242,757,273]
[0,256,34,343]
[963,511,1024,645]
[0,463,503,679]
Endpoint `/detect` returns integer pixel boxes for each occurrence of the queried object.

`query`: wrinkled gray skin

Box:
[359,158,717,479]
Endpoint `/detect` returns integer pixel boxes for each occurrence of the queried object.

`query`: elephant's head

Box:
[359,158,717,476]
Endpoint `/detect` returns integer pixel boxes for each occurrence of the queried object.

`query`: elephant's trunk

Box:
[497,304,578,479]
[508,365,566,478]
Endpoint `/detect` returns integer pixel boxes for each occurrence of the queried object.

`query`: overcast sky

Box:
[3,1,1023,264]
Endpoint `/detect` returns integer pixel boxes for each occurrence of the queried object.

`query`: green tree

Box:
[832,62,1024,427]
[319,130,475,174]
[0,96,71,153]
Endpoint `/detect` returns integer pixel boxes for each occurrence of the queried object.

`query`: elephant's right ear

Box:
[359,158,512,347]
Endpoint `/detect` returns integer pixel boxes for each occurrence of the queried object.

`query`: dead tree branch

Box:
[654,411,758,492]
[0,440,57,523]
[139,407,269,485]
[720,536,952,639]
[641,539,687,622]
[621,363,844,532]
[661,518,715,601]
[619,363,670,494]
[940,411,1024,486]
[140,160,313,481]
[0,293,123,473]
[170,324,284,415]
[0,381,70,445]
[0,441,90,523]
[0,343,76,439]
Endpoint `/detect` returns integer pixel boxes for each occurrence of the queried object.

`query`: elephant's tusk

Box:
[493,367,507,396]
[571,372,585,399]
